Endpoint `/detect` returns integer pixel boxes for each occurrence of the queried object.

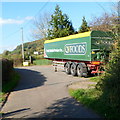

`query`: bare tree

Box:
[89,3,119,33]
[31,13,51,40]
[89,12,116,32]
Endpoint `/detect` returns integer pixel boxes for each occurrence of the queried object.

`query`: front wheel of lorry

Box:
[64,62,71,74]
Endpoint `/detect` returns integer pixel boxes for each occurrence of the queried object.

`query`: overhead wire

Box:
[21,0,51,53]
[95,2,117,38]
[3,28,21,40]
[3,0,50,40]
[22,0,50,29]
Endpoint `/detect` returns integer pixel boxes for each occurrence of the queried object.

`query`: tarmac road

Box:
[1,65,101,119]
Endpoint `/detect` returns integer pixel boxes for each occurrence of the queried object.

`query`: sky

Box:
[0,1,117,53]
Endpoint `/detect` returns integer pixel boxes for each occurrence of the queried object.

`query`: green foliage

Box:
[13,58,23,67]
[12,39,44,56]
[2,71,20,93]
[1,58,20,103]
[78,16,90,33]
[33,59,52,65]
[69,35,120,119]
[70,88,120,119]
[2,50,12,60]
[99,41,120,96]
[2,50,11,56]
[91,10,120,115]
[95,36,120,118]
[70,88,101,103]
[2,53,23,67]
[90,76,101,82]
[47,5,75,39]
[1,71,20,103]
[69,32,120,119]
[2,39,45,66]
[2,59,13,84]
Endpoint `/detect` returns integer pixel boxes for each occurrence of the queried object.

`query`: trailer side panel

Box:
[44,35,91,61]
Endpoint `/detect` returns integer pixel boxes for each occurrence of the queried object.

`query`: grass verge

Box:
[33,59,52,65]
[89,76,100,82]
[0,70,20,103]
[69,88,120,119]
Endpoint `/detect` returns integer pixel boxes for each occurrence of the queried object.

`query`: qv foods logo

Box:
[64,42,87,55]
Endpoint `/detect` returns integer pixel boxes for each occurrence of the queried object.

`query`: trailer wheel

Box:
[77,64,88,77]
[77,64,83,77]
[70,63,77,76]
[64,62,71,74]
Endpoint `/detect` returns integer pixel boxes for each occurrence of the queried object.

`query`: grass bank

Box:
[33,59,52,65]
[0,70,20,103]
[89,76,100,82]
[69,87,120,119]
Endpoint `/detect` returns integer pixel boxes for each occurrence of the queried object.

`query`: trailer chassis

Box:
[47,58,104,77]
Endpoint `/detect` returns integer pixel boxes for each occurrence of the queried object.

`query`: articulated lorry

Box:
[44,31,113,77]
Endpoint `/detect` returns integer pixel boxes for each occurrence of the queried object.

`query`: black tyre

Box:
[77,63,88,77]
[77,64,83,77]
[70,63,77,76]
[64,62,71,74]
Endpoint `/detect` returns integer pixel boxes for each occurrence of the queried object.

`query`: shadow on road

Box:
[2,108,31,118]
[14,68,47,91]
[29,97,101,119]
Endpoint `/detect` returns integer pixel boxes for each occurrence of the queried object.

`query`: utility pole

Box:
[21,27,24,62]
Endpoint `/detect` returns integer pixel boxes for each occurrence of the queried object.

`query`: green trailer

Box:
[44,31,113,77]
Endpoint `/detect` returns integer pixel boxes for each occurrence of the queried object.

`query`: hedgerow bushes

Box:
[70,37,120,119]
[13,58,23,67]
[96,38,120,118]
[0,58,20,102]
[1,58,13,85]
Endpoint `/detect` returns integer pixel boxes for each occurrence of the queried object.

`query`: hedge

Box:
[1,58,13,85]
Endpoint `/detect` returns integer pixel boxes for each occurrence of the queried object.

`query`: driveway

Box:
[1,65,100,119]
